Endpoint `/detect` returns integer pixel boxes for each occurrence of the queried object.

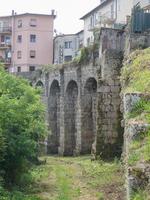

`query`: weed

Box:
[96,192,104,200]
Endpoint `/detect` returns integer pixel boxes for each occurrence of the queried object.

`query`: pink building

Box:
[0,11,56,72]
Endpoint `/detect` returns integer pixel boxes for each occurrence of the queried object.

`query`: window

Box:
[30,50,36,58]
[18,20,22,28]
[30,34,36,43]
[7,51,11,58]
[5,36,11,44]
[17,35,22,43]
[3,21,9,28]
[64,55,72,62]
[1,35,4,43]
[64,41,72,49]
[29,66,35,71]
[87,37,90,46]
[17,66,21,72]
[17,51,22,59]
[30,19,37,27]
[94,12,98,25]
[90,15,94,27]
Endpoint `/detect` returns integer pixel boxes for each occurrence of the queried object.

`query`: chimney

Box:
[51,9,55,15]
[12,10,15,16]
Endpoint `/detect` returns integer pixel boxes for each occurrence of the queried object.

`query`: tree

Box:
[0,66,47,185]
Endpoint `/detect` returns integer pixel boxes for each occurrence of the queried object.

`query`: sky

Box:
[0,0,99,34]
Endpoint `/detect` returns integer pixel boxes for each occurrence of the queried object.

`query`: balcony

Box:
[0,57,11,65]
[0,43,11,49]
[0,27,12,33]
[99,11,116,25]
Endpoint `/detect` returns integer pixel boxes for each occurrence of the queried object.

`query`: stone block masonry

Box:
[96,50,124,159]
[17,28,125,159]
[30,49,123,158]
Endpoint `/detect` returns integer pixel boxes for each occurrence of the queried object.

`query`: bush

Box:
[0,66,47,186]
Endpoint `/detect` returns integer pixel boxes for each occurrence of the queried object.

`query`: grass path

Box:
[30,156,125,200]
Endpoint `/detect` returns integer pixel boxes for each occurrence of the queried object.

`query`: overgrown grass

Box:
[121,48,150,93]
[74,157,123,188]
[121,48,150,198]
[0,156,124,200]
[128,130,150,165]
[131,190,150,200]
[127,98,150,166]
[0,187,40,200]
[127,99,150,124]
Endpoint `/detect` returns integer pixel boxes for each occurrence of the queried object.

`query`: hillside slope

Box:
[121,48,150,200]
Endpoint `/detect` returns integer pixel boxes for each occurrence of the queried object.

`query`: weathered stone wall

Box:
[43,52,123,158]
[122,93,150,200]
[16,28,125,158]
[99,28,125,58]
[96,50,124,159]
[124,32,150,57]
[46,65,98,156]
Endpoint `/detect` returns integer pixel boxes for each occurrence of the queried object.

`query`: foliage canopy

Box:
[0,66,47,186]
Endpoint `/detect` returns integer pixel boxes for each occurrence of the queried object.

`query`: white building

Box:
[80,0,132,46]
[53,31,84,64]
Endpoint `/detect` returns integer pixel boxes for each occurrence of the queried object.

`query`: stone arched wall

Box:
[64,80,78,156]
[81,77,97,154]
[47,79,60,154]
[35,80,44,87]
[40,55,122,158]
[35,80,45,94]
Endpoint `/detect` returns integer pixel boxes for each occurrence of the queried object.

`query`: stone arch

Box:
[47,80,60,154]
[35,80,44,87]
[64,80,78,156]
[81,77,97,154]
[35,80,45,95]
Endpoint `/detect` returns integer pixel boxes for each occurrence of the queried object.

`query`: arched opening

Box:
[81,77,97,154]
[35,80,44,95]
[48,80,60,154]
[35,80,44,87]
[64,80,78,156]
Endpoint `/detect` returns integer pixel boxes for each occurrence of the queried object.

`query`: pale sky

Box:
[0,0,99,34]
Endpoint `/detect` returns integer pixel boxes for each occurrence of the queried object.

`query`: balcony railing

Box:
[99,11,116,25]
[0,43,11,49]
[0,27,12,33]
[88,11,116,31]
[0,58,11,64]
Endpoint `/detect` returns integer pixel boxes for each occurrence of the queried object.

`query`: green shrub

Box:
[0,66,47,186]
[131,190,149,200]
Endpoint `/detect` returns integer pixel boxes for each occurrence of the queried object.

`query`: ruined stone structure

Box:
[16,27,150,160]
[45,64,98,156]
[30,61,122,157]
[16,28,125,158]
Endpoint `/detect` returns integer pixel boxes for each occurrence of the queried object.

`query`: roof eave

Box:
[80,0,111,20]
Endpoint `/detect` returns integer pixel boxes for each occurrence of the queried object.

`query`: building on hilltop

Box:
[53,30,84,64]
[0,10,56,72]
[80,0,133,46]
